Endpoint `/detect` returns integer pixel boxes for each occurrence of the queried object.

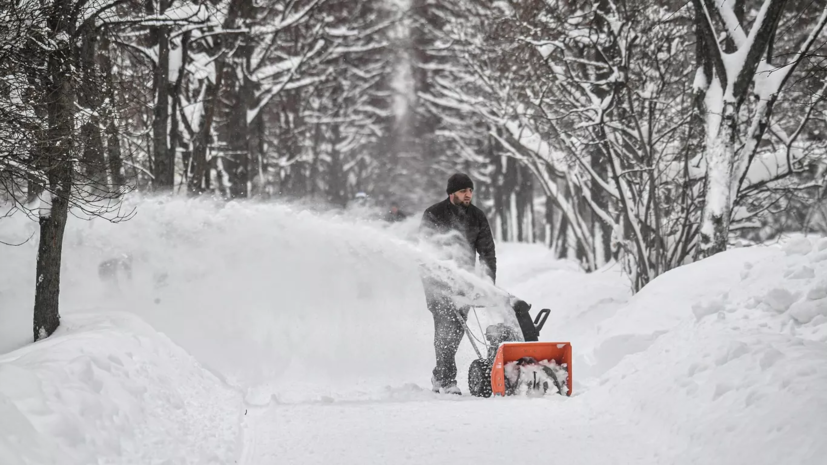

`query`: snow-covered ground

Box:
[1,197,825,464]
[0,312,241,465]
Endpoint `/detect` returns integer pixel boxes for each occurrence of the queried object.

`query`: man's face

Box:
[450,188,473,206]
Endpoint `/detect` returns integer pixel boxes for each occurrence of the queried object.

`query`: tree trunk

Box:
[187,0,246,195]
[544,194,554,248]
[106,121,125,188]
[96,35,125,192]
[251,113,266,197]
[516,163,533,242]
[78,28,107,193]
[168,42,184,191]
[226,75,253,198]
[152,24,172,189]
[591,149,612,264]
[554,180,570,259]
[698,101,738,258]
[489,133,505,241]
[34,2,74,341]
[81,120,106,189]
[557,215,569,259]
[691,0,788,259]
[328,122,347,207]
[33,182,70,341]
[501,155,518,240]
[309,121,321,198]
[189,78,221,195]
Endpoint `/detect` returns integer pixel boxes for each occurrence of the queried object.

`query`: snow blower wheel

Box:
[468,358,492,398]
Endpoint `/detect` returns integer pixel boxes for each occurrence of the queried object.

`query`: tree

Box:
[691,0,827,257]
[1,0,137,340]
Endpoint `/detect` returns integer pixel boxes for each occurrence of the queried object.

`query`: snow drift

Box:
[585,238,827,465]
[487,240,827,464]
[0,312,240,465]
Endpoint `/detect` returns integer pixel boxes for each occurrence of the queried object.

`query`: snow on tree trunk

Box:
[699,99,738,257]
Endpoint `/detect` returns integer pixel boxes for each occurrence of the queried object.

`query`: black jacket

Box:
[420,198,497,282]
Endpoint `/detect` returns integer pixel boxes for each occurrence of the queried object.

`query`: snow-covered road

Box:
[239,392,665,465]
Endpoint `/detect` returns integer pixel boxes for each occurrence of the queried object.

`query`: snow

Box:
[587,238,827,463]
[740,143,805,188]
[703,76,724,148]
[692,67,707,92]
[716,0,747,48]
[168,40,183,82]
[1,198,826,464]
[186,51,215,83]
[784,236,814,256]
[504,358,568,396]
[37,191,53,219]
[752,7,827,101]
[0,312,241,465]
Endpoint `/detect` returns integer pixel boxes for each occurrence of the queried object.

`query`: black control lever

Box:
[533,308,551,333]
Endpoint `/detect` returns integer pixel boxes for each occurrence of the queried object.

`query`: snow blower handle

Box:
[533,309,551,333]
[454,308,485,360]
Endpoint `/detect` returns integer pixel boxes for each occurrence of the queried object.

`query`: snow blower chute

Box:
[460,300,572,398]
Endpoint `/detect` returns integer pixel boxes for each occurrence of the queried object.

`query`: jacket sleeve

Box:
[475,214,497,283]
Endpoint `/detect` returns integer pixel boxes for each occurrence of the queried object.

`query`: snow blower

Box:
[460,299,572,398]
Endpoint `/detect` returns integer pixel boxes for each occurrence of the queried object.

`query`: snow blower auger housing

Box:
[465,300,572,398]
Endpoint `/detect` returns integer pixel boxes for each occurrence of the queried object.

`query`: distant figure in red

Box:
[384,202,407,223]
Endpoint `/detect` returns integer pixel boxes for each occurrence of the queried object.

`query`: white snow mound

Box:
[0,312,241,465]
[586,239,827,465]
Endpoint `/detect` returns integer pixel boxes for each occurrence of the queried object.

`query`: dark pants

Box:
[427,293,469,388]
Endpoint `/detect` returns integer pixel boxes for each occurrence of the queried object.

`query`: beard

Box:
[450,195,472,207]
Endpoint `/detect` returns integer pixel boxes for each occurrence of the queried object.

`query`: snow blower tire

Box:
[468,359,492,398]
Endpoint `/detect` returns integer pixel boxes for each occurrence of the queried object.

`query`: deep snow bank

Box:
[0,312,241,465]
[586,238,827,465]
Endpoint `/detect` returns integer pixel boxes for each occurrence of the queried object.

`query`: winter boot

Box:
[431,376,462,395]
[442,383,462,395]
[431,375,441,393]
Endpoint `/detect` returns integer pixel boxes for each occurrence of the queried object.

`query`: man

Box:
[420,173,496,395]
[384,202,407,223]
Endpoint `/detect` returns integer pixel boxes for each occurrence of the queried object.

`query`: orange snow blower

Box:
[462,300,572,397]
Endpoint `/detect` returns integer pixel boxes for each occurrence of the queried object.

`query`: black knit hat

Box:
[446,173,474,195]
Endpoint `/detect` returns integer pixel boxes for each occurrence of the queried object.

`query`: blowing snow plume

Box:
[0,197,515,401]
